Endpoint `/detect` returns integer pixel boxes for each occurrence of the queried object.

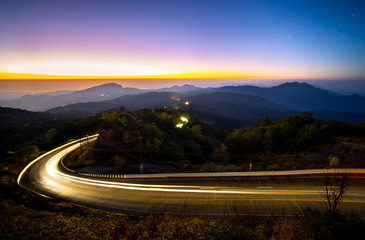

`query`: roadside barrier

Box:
[75,168,365,179]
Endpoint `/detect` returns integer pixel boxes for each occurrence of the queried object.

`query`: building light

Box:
[180,117,188,122]
[175,116,189,128]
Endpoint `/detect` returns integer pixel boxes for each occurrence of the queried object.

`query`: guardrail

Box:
[53,135,365,180]
[75,168,365,179]
[78,172,125,179]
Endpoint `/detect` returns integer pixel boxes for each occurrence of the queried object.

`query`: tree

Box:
[226,129,246,153]
[321,170,352,220]
[328,154,339,168]
[17,145,39,164]
[263,127,277,149]
[45,128,58,146]
[1,134,24,153]
[113,155,129,173]
[184,140,203,163]
[210,144,230,165]
[298,124,318,144]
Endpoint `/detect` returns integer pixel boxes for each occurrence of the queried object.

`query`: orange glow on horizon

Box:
[0,71,306,81]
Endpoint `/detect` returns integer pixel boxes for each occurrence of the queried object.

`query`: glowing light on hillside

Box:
[171,97,181,102]
[180,117,188,122]
[175,116,189,128]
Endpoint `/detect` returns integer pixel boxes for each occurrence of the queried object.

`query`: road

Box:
[18,135,365,217]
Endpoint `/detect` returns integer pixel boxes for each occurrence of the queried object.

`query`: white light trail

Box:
[40,138,321,195]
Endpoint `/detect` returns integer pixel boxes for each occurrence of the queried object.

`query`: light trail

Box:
[44,143,263,194]
[17,135,365,216]
[17,134,99,185]
[39,138,325,196]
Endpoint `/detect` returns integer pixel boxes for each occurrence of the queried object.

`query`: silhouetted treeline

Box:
[1,106,365,172]
[226,112,365,164]
[0,107,100,168]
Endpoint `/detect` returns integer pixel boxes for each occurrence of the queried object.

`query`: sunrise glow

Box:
[0,52,319,80]
[0,0,364,87]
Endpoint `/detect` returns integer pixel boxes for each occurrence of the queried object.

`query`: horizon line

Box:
[1,71,362,81]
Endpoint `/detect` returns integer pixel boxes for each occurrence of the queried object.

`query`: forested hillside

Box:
[63,109,365,173]
[1,107,365,239]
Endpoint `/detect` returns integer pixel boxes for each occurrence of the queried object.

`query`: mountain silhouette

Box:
[48,92,183,114]
[207,82,365,114]
[0,83,143,111]
[2,81,364,125]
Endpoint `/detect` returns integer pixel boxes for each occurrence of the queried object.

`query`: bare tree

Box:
[321,170,352,220]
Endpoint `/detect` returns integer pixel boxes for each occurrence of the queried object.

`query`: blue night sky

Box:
[0,0,364,89]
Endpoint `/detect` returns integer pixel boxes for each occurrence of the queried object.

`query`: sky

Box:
[0,0,365,91]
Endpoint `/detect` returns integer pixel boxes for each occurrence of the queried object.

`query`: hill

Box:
[182,92,292,127]
[48,91,294,127]
[0,106,53,123]
[155,84,203,94]
[47,82,365,126]
[48,92,183,114]
[0,106,100,157]
[0,83,143,111]
[210,82,365,114]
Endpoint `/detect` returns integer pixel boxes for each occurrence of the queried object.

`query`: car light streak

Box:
[40,138,322,195]
[45,145,244,194]
[17,135,365,216]
[17,134,99,185]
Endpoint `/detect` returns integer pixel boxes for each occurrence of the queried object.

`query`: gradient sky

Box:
[0,0,365,86]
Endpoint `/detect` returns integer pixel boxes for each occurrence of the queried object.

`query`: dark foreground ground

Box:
[2,170,365,240]
[1,188,364,240]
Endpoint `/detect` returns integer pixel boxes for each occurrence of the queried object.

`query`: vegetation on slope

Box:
[1,107,365,239]
[64,110,365,173]
[226,112,365,169]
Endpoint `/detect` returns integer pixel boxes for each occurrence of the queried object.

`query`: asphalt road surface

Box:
[18,135,365,217]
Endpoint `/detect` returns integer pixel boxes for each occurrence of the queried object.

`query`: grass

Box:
[1,173,364,240]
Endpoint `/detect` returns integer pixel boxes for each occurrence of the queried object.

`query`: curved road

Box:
[18,135,365,216]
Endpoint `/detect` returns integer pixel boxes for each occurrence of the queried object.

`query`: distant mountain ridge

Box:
[183,92,291,125]
[48,92,184,115]
[0,83,143,111]
[1,81,364,125]
[202,82,365,114]
[154,84,203,93]
[0,106,52,122]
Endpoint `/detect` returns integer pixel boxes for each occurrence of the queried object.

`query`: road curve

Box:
[18,135,365,216]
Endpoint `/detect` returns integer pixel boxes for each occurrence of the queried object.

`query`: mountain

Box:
[48,91,293,127]
[311,110,365,124]
[209,82,365,114]
[0,83,144,111]
[48,92,183,114]
[0,106,53,123]
[24,81,365,126]
[182,92,291,126]
[107,92,183,110]
[32,90,76,96]
[47,102,118,115]
[155,84,203,94]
